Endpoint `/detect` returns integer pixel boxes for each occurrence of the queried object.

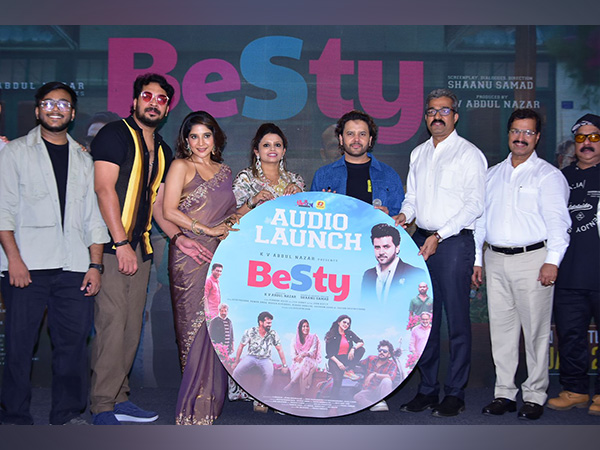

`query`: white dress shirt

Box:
[375,256,400,303]
[474,151,571,266]
[400,130,488,239]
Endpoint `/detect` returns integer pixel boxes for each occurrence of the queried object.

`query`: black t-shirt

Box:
[345,159,372,205]
[43,138,69,226]
[556,162,600,291]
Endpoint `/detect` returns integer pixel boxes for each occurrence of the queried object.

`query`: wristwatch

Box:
[433,232,443,243]
[89,263,104,274]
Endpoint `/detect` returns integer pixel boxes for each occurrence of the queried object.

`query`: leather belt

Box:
[416,227,473,237]
[490,241,545,255]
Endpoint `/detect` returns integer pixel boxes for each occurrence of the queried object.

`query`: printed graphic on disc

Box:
[207,192,433,417]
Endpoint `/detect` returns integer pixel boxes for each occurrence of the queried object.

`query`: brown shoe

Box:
[589,395,600,416]
[547,391,589,410]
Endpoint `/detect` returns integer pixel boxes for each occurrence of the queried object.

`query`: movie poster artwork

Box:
[207,192,433,418]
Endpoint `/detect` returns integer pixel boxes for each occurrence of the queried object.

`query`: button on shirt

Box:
[400,130,487,239]
[474,151,571,266]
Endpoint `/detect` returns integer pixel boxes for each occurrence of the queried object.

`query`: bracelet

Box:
[171,231,184,245]
[191,219,205,235]
[246,198,256,210]
[114,239,129,248]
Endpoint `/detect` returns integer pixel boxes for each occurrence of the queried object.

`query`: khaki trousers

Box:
[485,247,553,405]
[90,247,151,414]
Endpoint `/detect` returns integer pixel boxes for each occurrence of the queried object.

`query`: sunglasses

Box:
[575,133,600,143]
[140,91,169,106]
[39,99,72,112]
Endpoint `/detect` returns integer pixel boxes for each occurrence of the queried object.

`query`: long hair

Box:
[325,314,351,342]
[250,122,288,177]
[297,319,309,346]
[175,110,227,162]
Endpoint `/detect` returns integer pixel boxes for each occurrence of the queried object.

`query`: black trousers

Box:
[411,231,474,401]
[0,270,93,425]
[328,347,366,398]
[553,287,600,395]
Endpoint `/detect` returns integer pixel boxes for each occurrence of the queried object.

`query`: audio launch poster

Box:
[207,192,433,418]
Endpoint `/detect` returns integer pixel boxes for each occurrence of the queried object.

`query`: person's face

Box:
[418,283,428,295]
[338,318,350,331]
[377,346,391,360]
[508,118,540,162]
[219,306,228,319]
[260,318,272,332]
[574,124,600,169]
[254,133,286,164]
[133,82,169,127]
[425,96,458,141]
[187,124,215,160]
[373,236,399,267]
[301,321,310,335]
[420,315,432,328]
[339,120,372,159]
[35,89,75,133]
[212,266,223,279]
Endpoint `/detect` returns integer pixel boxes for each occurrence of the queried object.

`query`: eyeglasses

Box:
[39,99,72,112]
[509,128,538,137]
[575,133,600,143]
[378,349,389,354]
[425,107,455,117]
[140,91,169,106]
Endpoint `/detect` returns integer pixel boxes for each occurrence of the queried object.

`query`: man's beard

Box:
[135,107,163,127]
[40,117,71,133]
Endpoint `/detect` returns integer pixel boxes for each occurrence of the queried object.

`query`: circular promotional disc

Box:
[207,192,433,417]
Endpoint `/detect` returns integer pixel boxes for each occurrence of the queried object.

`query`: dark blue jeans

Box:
[411,231,474,401]
[553,288,600,395]
[1,269,93,425]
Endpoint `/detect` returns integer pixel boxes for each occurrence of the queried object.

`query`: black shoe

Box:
[482,398,517,416]
[518,402,543,421]
[431,395,465,417]
[400,393,439,413]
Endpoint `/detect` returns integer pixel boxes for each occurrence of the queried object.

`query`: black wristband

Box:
[171,232,184,245]
[89,263,104,274]
[114,239,129,248]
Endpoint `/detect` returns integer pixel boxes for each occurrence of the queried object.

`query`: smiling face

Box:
[425,96,458,143]
[187,124,215,161]
[508,118,540,166]
[339,119,372,162]
[373,235,399,269]
[301,321,310,335]
[35,88,75,133]
[260,317,273,332]
[338,317,351,332]
[133,82,169,128]
[212,266,223,279]
[575,124,600,170]
[254,133,286,164]
[219,305,228,319]
[377,345,391,360]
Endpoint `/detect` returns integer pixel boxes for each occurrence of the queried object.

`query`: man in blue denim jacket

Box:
[310,110,404,216]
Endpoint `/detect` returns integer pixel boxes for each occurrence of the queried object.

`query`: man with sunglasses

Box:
[394,88,487,417]
[473,109,570,421]
[90,73,204,425]
[353,340,400,411]
[547,114,600,416]
[0,82,109,425]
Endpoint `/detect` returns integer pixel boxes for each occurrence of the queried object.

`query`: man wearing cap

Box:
[547,113,600,416]
[473,108,570,421]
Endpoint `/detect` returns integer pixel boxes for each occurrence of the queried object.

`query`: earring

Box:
[279,158,284,172]
[211,147,216,155]
[255,157,264,178]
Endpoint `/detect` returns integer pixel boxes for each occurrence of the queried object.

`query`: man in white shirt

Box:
[0,82,109,425]
[0,88,8,151]
[472,108,570,421]
[395,88,487,417]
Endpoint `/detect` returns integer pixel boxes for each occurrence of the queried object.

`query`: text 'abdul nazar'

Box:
[254,208,363,251]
